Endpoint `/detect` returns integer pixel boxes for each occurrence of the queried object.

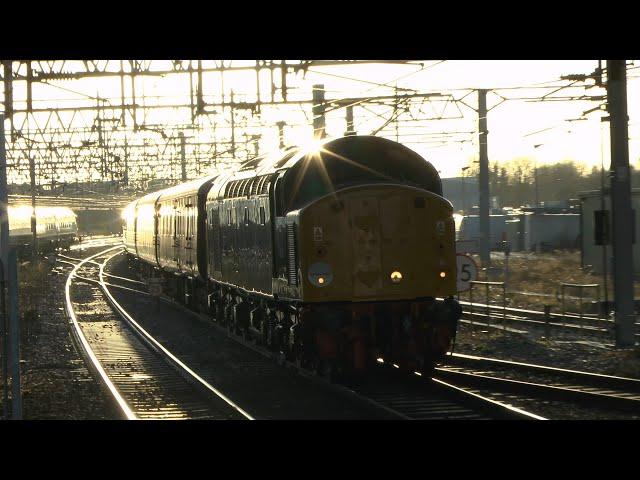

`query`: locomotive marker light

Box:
[308,261,333,287]
[390,270,403,283]
[456,253,478,293]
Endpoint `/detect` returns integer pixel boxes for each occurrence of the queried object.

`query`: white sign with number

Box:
[456,253,478,293]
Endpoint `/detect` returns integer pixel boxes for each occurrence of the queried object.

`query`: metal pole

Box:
[179,132,186,182]
[230,90,236,156]
[123,137,129,187]
[502,283,506,329]
[544,305,551,339]
[7,249,20,419]
[312,84,326,139]
[0,113,10,418]
[579,285,583,323]
[0,264,6,419]
[607,60,635,347]
[485,283,490,323]
[478,89,491,268]
[276,121,286,148]
[461,166,469,213]
[345,105,355,136]
[561,284,566,326]
[469,283,474,325]
[29,156,37,256]
[534,159,539,208]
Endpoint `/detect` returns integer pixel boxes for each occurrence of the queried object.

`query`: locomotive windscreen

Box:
[281,136,442,212]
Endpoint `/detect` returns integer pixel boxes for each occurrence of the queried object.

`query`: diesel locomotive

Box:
[123,135,461,375]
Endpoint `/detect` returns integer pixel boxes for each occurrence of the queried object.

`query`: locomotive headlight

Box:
[390,271,403,283]
[439,271,447,278]
[308,262,333,287]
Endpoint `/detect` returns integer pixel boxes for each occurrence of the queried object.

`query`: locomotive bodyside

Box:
[206,172,274,294]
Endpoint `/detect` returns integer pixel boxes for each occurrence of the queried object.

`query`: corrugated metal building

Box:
[457,215,508,250]
[507,213,580,252]
[579,189,640,274]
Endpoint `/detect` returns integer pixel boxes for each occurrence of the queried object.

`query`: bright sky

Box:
[300,60,640,178]
[6,60,640,180]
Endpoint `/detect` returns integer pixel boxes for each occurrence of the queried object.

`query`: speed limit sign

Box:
[456,253,478,293]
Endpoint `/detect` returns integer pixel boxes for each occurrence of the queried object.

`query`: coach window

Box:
[244,207,249,226]
[259,206,266,225]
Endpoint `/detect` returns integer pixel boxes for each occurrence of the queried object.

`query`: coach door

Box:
[185,198,194,269]
[173,201,180,267]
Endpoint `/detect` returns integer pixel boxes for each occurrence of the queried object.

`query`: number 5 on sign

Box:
[456,253,478,293]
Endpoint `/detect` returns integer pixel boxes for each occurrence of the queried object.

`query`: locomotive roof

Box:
[156,175,218,202]
[127,136,442,210]
[210,136,441,205]
[277,135,442,212]
[233,136,439,180]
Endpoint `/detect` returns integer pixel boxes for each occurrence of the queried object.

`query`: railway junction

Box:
[0,60,639,420]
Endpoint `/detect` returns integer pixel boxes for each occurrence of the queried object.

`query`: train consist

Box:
[8,205,78,253]
[123,136,461,375]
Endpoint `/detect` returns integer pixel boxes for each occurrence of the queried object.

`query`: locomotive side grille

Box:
[287,224,298,286]
[260,175,272,195]
[250,177,259,196]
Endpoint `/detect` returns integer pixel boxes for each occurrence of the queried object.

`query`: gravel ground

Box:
[452,321,640,379]
[0,240,120,419]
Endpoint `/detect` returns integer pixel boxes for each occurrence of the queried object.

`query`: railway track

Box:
[345,365,545,420]
[105,252,544,420]
[62,246,559,421]
[435,352,640,417]
[64,246,253,420]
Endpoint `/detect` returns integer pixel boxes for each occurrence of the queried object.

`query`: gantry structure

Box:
[1,60,470,206]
